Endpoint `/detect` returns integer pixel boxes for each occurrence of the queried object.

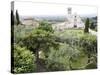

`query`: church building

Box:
[53,7,85,31]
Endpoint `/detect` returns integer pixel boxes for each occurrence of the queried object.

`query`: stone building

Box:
[53,7,85,31]
[22,17,39,28]
[65,7,84,28]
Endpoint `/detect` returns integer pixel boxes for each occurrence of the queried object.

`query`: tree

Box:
[80,34,97,63]
[20,21,59,72]
[84,18,89,33]
[16,10,21,25]
[45,43,80,71]
[38,21,54,33]
[90,22,95,29]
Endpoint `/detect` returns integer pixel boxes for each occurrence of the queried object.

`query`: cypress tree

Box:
[90,22,94,29]
[16,10,20,25]
[84,18,89,33]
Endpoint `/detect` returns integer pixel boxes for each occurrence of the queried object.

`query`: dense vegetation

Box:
[89,16,97,31]
[13,45,36,73]
[12,20,97,73]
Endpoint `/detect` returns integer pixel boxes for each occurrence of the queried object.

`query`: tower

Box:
[68,7,72,15]
[67,7,72,25]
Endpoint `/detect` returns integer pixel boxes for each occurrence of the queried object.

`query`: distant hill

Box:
[20,14,97,22]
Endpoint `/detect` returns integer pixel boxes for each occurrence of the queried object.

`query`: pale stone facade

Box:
[65,13,84,28]
[53,8,85,31]
[22,18,39,27]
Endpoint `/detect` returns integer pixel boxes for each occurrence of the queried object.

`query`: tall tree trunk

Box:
[36,49,39,72]
[88,54,91,63]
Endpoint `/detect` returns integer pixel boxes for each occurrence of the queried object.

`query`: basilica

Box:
[53,7,85,31]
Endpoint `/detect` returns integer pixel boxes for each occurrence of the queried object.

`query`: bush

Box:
[79,34,97,67]
[54,30,97,69]
[80,34,97,56]
[45,43,81,71]
[13,45,36,73]
[85,55,97,69]
[38,21,54,33]
[14,25,34,43]
[54,29,83,46]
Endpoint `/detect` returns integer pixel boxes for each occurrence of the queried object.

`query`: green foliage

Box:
[38,21,54,33]
[85,55,97,69]
[90,22,97,31]
[84,18,89,33]
[54,29,83,47]
[90,22,95,29]
[79,34,97,65]
[45,49,69,71]
[13,45,36,73]
[19,21,59,53]
[54,29,97,69]
[55,29,97,58]
[16,21,59,72]
[80,34,97,56]
[20,29,59,53]
[85,63,97,69]
[45,43,81,71]
[14,25,34,43]
[13,19,97,72]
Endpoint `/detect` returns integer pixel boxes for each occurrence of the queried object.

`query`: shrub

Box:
[38,21,54,33]
[79,34,97,64]
[90,22,95,29]
[54,30,97,69]
[45,43,80,71]
[14,25,34,43]
[80,34,97,56]
[13,45,36,73]
[85,55,97,69]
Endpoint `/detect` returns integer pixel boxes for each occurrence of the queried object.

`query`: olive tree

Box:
[20,21,59,71]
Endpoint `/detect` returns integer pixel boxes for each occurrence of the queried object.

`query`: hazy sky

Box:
[14,1,97,16]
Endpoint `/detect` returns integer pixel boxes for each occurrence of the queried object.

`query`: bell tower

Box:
[68,7,72,15]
